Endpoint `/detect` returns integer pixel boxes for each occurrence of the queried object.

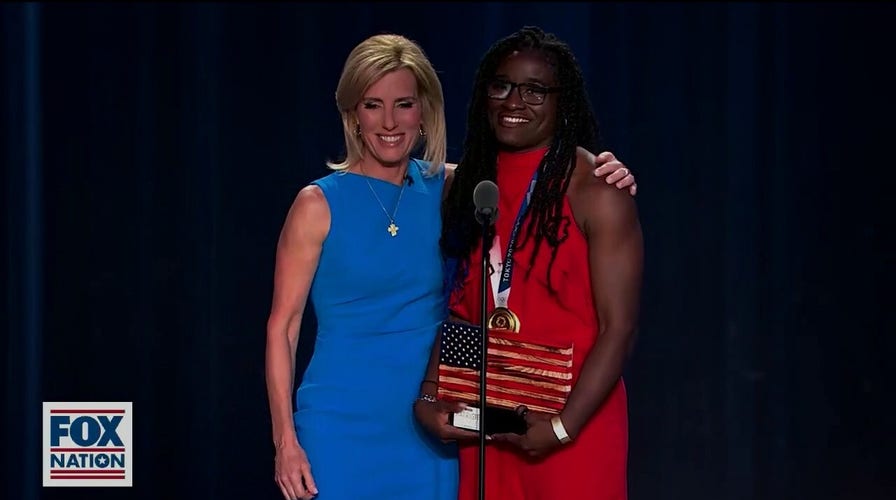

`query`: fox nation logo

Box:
[43,402,133,487]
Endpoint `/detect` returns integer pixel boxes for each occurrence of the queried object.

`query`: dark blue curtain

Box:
[4,3,892,499]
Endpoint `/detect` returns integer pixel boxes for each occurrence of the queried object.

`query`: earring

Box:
[419,125,426,137]
[355,123,361,137]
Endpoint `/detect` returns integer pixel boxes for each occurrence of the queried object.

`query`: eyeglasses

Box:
[486,79,562,105]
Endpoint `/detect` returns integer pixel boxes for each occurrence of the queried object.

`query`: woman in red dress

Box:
[416,26,644,499]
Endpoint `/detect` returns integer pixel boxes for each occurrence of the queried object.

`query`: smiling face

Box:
[487,49,559,152]
[355,68,422,170]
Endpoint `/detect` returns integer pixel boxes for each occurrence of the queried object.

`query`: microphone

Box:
[473,179,498,500]
[473,180,498,225]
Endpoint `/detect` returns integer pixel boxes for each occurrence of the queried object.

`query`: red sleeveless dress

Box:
[450,147,628,500]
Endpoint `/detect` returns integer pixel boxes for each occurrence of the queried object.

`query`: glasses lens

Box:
[520,85,547,104]
[487,81,511,99]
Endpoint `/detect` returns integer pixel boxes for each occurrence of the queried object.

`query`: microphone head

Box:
[473,180,499,225]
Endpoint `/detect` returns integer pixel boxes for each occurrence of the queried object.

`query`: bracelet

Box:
[417,393,438,404]
[550,416,572,444]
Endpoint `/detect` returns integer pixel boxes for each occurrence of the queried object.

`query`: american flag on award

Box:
[437,321,574,415]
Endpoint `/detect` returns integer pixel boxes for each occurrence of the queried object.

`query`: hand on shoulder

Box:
[587,149,638,196]
[570,148,639,234]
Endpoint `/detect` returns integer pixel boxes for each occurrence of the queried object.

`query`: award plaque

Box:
[449,405,527,435]
[437,320,573,434]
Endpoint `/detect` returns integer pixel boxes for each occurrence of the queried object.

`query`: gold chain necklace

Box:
[360,167,407,237]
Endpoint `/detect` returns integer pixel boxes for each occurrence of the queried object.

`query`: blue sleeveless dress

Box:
[294,159,458,499]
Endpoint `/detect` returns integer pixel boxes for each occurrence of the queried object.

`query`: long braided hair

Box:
[441,26,601,294]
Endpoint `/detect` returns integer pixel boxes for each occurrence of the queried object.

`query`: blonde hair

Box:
[326,34,446,176]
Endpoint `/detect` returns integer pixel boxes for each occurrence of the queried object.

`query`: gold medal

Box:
[487,307,520,333]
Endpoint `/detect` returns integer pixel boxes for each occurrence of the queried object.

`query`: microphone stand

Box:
[478,214,490,500]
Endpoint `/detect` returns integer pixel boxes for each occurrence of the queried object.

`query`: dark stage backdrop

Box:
[4,2,893,500]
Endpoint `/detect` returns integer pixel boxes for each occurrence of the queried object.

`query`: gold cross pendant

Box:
[387,223,399,237]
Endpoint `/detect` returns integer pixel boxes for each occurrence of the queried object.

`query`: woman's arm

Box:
[559,148,644,439]
[265,185,329,499]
